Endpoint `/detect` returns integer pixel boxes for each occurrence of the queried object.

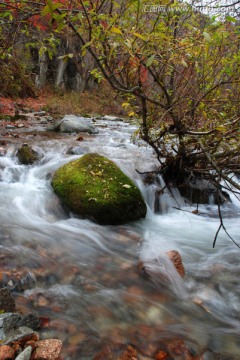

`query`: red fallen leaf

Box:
[76,136,84,141]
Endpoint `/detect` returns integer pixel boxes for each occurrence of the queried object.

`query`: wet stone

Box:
[47,115,99,134]
[0,288,15,312]
[16,144,41,165]
[4,326,39,345]
[0,313,21,336]
[33,339,62,360]
[15,346,33,360]
[66,146,85,155]
[18,313,40,330]
[0,271,36,292]
[0,146,6,156]
[0,345,15,359]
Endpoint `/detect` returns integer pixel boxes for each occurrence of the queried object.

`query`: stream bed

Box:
[0,117,240,359]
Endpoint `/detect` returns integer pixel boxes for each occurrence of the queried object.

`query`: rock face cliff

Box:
[35,36,96,92]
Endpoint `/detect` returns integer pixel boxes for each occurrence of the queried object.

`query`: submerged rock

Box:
[0,313,40,344]
[66,146,85,155]
[51,153,147,225]
[47,115,99,134]
[0,147,6,156]
[4,326,39,346]
[16,144,41,165]
[178,178,229,204]
[0,288,15,312]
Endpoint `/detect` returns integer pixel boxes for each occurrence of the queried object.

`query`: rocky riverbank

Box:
[0,287,62,360]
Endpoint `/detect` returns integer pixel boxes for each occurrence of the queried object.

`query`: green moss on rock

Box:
[51,153,147,225]
[16,144,40,165]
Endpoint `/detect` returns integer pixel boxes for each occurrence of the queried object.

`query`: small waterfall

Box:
[141,174,186,214]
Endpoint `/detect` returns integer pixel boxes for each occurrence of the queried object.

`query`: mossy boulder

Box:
[16,144,41,165]
[51,153,147,225]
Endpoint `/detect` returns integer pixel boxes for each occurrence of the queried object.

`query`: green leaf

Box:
[216,125,227,132]
[46,0,54,14]
[39,46,47,58]
[133,32,147,41]
[226,15,237,23]
[125,39,132,49]
[146,55,155,67]
[41,5,50,17]
[122,102,130,108]
[203,31,211,42]
[181,59,188,67]
[81,41,92,51]
[111,27,122,35]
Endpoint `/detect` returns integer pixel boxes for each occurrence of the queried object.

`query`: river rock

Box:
[178,177,229,204]
[51,153,147,225]
[47,115,99,134]
[17,314,40,330]
[66,146,85,155]
[4,327,39,346]
[16,144,41,165]
[167,250,185,277]
[15,346,33,360]
[0,270,36,292]
[0,313,40,344]
[0,147,6,156]
[0,313,20,336]
[0,345,15,359]
[0,288,15,312]
[32,339,62,360]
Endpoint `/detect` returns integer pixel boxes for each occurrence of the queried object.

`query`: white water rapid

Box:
[0,118,240,359]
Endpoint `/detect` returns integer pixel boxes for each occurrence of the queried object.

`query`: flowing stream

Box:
[0,118,240,359]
